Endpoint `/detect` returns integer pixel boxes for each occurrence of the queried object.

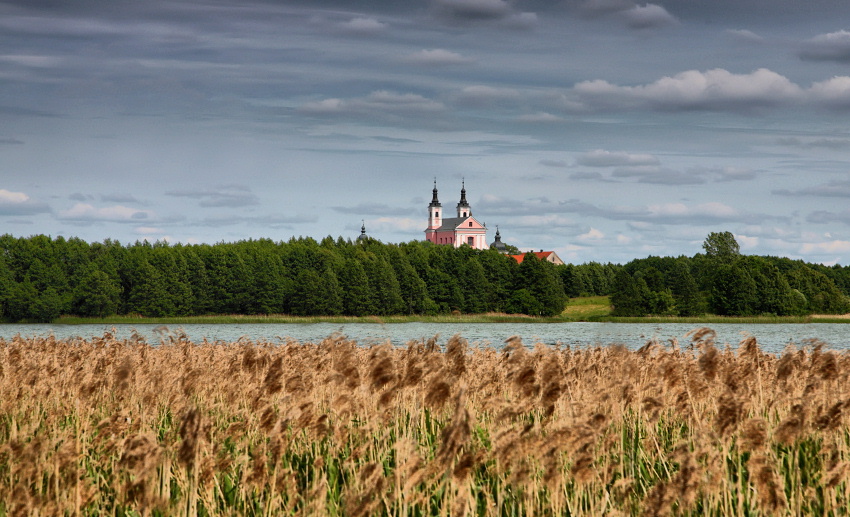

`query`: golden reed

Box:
[0,328,848,515]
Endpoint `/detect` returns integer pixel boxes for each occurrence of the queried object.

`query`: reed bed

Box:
[1,329,849,516]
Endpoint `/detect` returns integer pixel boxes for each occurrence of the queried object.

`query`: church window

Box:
[435,211,439,217]
[463,212,467,217]
[467,237,474,246]
[468,222,472,227]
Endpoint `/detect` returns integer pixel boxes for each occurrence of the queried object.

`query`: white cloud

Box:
[737,234,759,249]
[578,227,605,241]
[452,85,520,107]
[432,0,513,20]
[621,4,678,29]
[134,226,165,235]
[59,203,152,222]
[517,112,562,123]
[726,29,764,43]
[299,91,445,116]
[0,189,30,204]
[339,17,387,34]
[646,202,739,219]
[0,188,51,216]
[808,76,850,108]
[573,68,804,112]
[800,240,850,254]
[576,149,660,167]
[405,49,472,66]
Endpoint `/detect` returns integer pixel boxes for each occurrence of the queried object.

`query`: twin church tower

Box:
[424,180,489,250]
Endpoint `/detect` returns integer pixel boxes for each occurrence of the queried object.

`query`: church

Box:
[424,181,488,250]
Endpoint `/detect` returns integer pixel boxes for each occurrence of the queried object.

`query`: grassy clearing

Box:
[2,330,849,515]
[561,296,612,320]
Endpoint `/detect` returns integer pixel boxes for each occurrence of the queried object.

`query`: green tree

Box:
[127,260,174,317]
[338,257,375,316]
[73,266,121,317]
[514,253,566,316]
[459,258,490,314]
[5,281,37,322]
[610,270,649,317]
[364,255,405,315]
[709,263,757,316]
[671,262,704,316]
[703,231,740,259]
[30,287,63,322]
[506,288,543,315]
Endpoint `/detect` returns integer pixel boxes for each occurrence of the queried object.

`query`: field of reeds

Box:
[1,329,849,516]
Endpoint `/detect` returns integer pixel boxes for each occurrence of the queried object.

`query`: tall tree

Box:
[702,231,740,259]
[610,270,649,317]
[671,262,704,316]
[73,265,121,317]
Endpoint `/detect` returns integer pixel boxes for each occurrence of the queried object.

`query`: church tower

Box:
[456,179,471,218]
[427,179,442,230]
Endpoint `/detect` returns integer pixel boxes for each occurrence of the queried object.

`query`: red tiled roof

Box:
[510,251,553,264]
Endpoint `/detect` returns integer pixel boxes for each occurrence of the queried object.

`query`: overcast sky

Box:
[3,0,850,264]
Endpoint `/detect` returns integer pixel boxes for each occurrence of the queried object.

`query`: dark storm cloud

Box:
[165,185,260,208]
[799,30,850,62]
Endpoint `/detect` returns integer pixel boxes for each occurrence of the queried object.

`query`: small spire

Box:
[358,220,367,241]
[430,179,441,207]
[458,179,469,207]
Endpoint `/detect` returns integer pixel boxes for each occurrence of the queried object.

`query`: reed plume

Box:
[1,329,848,515]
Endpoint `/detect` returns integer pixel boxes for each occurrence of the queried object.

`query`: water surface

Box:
[2,322,847,355]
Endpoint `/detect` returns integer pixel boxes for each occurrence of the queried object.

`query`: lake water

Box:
[1,322,848,355]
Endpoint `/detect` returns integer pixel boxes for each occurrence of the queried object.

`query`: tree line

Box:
[610,231,850,317]
[0,234,571,322]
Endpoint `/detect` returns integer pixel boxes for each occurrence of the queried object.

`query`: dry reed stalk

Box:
[3,331,850,516]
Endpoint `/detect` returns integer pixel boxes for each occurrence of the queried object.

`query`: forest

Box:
[609,232,850,317]
[0,234,569,322]
[1,232,849,322]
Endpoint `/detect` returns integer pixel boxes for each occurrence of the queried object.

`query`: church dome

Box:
[490,227,508,252]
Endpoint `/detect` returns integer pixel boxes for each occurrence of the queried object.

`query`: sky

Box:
[2,0,850,265]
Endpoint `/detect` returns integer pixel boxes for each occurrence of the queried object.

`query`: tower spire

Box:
[429,178,441,207]
[456,178,470,217]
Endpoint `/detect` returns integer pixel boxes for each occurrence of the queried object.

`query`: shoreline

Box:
[21,313,850,325]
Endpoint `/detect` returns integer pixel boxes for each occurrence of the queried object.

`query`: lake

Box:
[1,322,848,355]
